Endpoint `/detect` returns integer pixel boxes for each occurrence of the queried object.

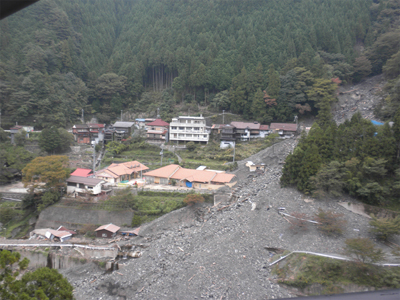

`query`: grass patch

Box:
[100,138,175,169]
[57,190,207,227]
[2,211,35,238]
[177,134,279,170]
[273,254,400,295]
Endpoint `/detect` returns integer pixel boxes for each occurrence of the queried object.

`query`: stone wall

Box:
[35,206,134,230]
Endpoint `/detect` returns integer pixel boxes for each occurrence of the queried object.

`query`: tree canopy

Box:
[0,250,73,300]
[22,155,69,190]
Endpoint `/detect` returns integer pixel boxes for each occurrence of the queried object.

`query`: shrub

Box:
[79,224,97,237]
[186,142,196,152]
[183,194,205,206]
[314,209,346,236]
[369,214,400,241]
[131,215,142,227]
[0,207,17,224]
[288,212,309,233]
[344,238,384,263]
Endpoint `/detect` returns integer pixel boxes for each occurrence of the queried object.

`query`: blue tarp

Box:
[186,181,192,188]
[371,120,384,126]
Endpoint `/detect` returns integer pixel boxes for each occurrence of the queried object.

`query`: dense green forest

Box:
[1,0,398,128]
[279,0,400,207]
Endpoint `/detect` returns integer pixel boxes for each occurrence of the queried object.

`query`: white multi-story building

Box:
[169,116,209,144]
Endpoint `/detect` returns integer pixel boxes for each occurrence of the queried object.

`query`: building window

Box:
[172,126,177,130]
[179,127,184,130]
[204,135,207,138]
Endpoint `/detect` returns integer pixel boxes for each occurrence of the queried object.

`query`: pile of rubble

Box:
[333,74,386,125]
[62,137,399,300]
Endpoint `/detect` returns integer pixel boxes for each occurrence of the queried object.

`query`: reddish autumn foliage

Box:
[295,103,312,114]
[331,77,342,85]
[183,194,205,206]
[263,90,277,106]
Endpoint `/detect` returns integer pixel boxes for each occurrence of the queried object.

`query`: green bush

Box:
[131,215,142,227]
[369,214,400,241]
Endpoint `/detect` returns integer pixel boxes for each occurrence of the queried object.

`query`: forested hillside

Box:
[280,0,400,207]
[0,0,399,128]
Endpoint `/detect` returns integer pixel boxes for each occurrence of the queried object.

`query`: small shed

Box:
[95,223,120,238]
[120,227,140,237]
[246,161,266,172]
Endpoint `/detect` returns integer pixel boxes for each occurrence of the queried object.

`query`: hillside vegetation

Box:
[280,0,400,208]
[2,0,397,128]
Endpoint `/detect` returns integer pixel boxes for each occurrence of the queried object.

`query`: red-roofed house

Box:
[145,119,169,144]
[144,164,236,189]
[270,123,298,138]
[95,161,149,184]
[95,223,120,238]
[70,168,93,177]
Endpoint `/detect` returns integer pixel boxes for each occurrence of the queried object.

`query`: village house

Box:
[66,176,104,196]
[169,115,209,144]
[72,123,105,144]
[9,124,34,144]
[245,161,266,173]
[95,223,120,238]
[145,119,169,144]
[144,164,236,189]
[230,121,270,141]
[112,121,135,140]
[135,118,146,128]
[269,123,298,138]
[30,228,74,242]
[94,161,149,184]
[70,168,93,177]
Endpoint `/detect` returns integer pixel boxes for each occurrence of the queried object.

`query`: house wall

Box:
[96,229,115,238]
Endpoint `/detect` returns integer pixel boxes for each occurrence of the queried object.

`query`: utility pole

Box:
[82,109,84,123]
[160,145,164,166]
[121,110,123,121]
[157,107,160,118]
[233,142,236,163]
[222,110,225,124]
[92,144,96,173]
[0,109,2,128]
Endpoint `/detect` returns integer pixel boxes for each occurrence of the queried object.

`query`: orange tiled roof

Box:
[144,164,181,178]
[107,161,149,176]
[95,223,120,233]
[212,173,236,183]
[171,168,215,182]
[144,164,235,184]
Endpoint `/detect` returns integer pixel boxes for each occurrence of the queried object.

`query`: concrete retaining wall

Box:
[0,192,27,200]
[16,248,117,270]
[35,206,134,230]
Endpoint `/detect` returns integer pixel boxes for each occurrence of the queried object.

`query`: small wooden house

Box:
[95,223,120,238]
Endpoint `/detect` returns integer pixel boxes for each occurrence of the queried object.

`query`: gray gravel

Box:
[63,76,398,299]
[63,138,399,300]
